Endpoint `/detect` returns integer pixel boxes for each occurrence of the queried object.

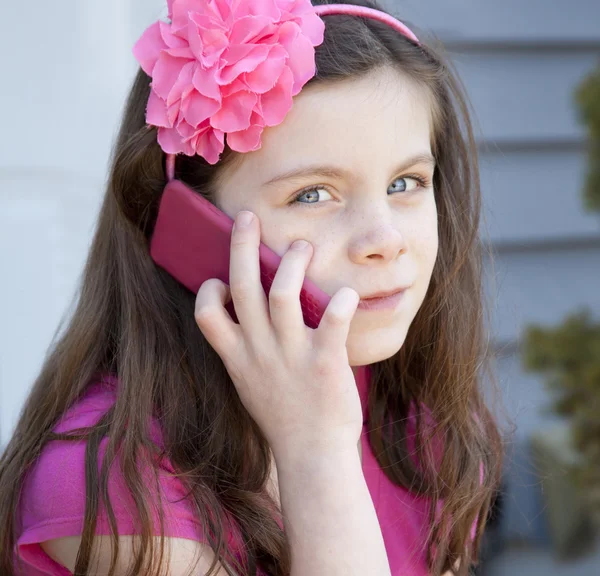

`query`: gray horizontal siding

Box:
[388,0,600,43]
[485,243,600,343]
[480,148,600,243]
[452,50,598,143]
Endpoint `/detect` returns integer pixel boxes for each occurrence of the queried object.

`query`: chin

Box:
[346,324,409,367]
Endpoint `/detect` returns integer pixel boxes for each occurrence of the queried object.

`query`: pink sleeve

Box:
[15,381,234,575]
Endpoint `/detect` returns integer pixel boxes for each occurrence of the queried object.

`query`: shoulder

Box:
[19,375,120,531]
[16,374,208,571]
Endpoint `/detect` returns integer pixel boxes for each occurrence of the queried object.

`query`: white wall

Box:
[0,0,166,447]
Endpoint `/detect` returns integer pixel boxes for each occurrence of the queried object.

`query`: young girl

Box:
[0,0,503,574]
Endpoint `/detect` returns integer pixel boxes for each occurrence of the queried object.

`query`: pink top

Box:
[15,368,477,575]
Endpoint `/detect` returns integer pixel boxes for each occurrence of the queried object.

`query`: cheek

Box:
[423,224,439,274]
[409,200,439,275]
[260,219,324,257]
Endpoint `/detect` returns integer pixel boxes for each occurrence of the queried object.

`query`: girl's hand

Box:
[194,210,362,462]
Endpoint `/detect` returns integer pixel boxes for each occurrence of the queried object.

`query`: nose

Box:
[347,215,408,264]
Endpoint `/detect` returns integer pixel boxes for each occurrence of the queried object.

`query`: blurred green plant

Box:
[575,62,600,211]
[523,311,600,512]
[522,62,600,519]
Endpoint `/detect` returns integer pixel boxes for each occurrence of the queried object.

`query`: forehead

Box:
[220,68,434,186]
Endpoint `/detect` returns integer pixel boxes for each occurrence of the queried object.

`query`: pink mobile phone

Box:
[149,179,331,329]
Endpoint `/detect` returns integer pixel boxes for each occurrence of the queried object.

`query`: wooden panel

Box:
[484,243,600,343]
[479,148,600,243]
[450,50,598,142]
[385,0,600,43]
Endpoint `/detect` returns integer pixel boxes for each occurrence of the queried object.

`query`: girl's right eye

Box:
[289,186,334,206]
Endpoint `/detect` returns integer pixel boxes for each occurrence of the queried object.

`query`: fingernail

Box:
[292,240,309,250]
[236,211,254,228]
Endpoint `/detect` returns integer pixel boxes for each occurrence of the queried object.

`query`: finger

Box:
[228,211,271,337]
[194,278,241,358]
[269,239,314,344]
[312,287,360,354]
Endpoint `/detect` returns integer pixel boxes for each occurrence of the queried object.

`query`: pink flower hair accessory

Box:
[133,0,420,171]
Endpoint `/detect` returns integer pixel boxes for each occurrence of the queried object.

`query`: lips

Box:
[356,287,408,311]
[360,287,409,300]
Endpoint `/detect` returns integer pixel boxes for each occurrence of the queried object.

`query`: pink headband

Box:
[133,1,420,181]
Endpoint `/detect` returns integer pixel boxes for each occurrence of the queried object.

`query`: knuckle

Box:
[231,281,252,301]
[223,357,244,383]
[255,350,277,373]
[198,277,220,292]
[324,308,346,327]
[313,353,335,377]
[268,287,292,308]
[230,235,249,248]
[194,305,218,327]
[248,336,279,367]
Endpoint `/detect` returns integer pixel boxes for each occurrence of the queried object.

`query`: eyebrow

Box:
[262,153,436,187]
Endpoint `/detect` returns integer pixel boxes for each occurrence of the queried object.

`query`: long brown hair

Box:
[0,1,504,574]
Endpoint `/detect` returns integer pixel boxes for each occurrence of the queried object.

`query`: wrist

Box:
[273,440,361,477]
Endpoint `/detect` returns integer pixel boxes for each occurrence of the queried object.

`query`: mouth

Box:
[357,287,408,311]
[360,286,410,300]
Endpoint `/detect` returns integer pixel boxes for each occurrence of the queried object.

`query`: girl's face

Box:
[214,67,439,366]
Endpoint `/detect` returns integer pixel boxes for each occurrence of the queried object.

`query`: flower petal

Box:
[159,20,187,49]
[186,18,205,62]
[171,0,207,29]
[132,22,167,75]
[188,13,230,68]
[157,126,187,155]
[184,0,229,24]
[234,0,281,21]
[279,0,326,45]
[146,90,171,128]
[194,124,225,164]
[175,119,200,143]
[184,122,225,164]
[227,123,265,154]
[220,43,255,66]
[277,21,316,94]
[211,91,257,132]
[182,90,221,126]
[210,0,233,23]
[166,61,195,107]
[188,11,228,32]
[152,52,190,101]
[168,101,181,126]
[217,44,270,85]
[281,0,313,17]
[242,44,287,94]
[295,11,326,46]
[199,30,230,69]
[173,120,200,156]
[229,15,272,46]
[220,78,249,98]
[181,137,196,156]
[165,46,195,59]
[259,65,294,126]
[192,65,222,101]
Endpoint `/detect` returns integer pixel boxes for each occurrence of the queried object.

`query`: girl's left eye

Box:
[388,176,425,194]
[289,175,429,206]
